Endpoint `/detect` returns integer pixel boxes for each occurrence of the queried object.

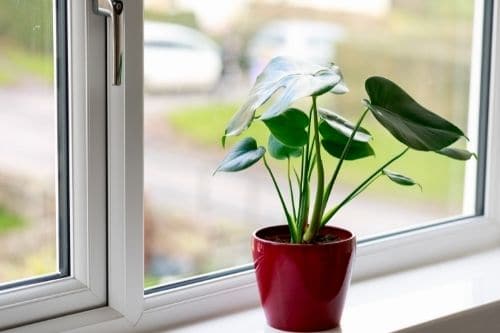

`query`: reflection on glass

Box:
[144,0,476,289]
[0,1,57,285]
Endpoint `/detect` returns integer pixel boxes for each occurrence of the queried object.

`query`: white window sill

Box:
[10,246,500,332]
[167,247,500,333]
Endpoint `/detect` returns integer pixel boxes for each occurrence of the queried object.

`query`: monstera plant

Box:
[214,56,475,331]
[216,56,474,243]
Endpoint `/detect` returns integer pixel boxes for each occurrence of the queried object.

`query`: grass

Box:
[5,48,53,83]
[0,69,14,86]
[145,274,162,289]
[167,102,467,208]
[0,42,54,87]
[0,207,25,234]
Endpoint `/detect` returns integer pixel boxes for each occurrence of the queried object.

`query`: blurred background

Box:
[142,0,477,289]
[0,0,478,289]
[0,0,57,286]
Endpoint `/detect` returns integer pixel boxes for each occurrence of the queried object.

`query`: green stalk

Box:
[322,108,370,212]
[321,147,410,226]
[296,105,315,241]
[308,152,316,181]
[287,158,297,222]
[263,156,298,242]
[303,97,324,243]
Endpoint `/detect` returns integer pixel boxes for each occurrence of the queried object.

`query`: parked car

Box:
[246,20,344,82]
[144,21,223,92]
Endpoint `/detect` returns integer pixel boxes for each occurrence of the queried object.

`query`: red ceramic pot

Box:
[252,225,356,332]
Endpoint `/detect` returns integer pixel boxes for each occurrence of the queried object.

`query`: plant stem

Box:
[308,152,316,181]
[297,105,315,240]
[263,156,298,242]
[287,158,297,222]
[321,147,410,226]
[303,97,324,243]
[322,108,370,213]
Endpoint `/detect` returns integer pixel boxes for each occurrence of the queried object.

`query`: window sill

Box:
[168,246,500,333]
[9,246,500,332]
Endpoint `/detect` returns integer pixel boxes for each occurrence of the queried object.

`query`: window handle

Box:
[93,0,124,86]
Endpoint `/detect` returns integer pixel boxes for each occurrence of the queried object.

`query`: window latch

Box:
[93,0,124,86]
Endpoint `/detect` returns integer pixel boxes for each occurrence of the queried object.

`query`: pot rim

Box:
[252,225,356,247]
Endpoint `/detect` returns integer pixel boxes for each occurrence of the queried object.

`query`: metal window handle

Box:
[93,0,124,86]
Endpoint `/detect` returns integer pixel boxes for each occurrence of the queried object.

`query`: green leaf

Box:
[383,169,421,190]
[214,137,266,174]
[364,76,466,151]
[318,108,372,142]
[321,139,374,160]
[268,134,303,160]
[437,147,477,160]
[223,57,347,138]
[262,108,309,147]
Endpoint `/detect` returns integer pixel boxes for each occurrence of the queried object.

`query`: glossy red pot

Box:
[252,225,356,332]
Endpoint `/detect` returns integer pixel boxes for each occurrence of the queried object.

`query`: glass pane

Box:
[0,1,61,286]
[144,0,479,289]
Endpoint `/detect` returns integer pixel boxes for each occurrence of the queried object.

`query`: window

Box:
[142,0,489,291]
[2,0,500,331]
[0,0,65,289]
[0,1,106,329]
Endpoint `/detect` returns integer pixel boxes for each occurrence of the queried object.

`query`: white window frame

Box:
[3,0,500,331]
[105,0,500,331]
[0,0,107,329]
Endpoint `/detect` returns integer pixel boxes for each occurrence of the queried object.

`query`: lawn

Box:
[5,48,53,83]
[0,44,53,87]
[0,206,24,234]
[167,102,468,209]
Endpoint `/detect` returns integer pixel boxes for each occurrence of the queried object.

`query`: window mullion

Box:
[106,0,144,324]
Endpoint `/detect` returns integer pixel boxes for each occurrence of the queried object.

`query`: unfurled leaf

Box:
[383,169,421,190]
[262,108,309,147]
[214,137,265,174]
[321,139,374,160]
[437,147,477,161]
[268,134,303,160]
[318,108,371,142]
[223,57,347,138]
[364,77,466,151]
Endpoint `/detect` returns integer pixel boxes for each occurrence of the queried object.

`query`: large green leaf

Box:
[214,137,265,174]
[262,108,309,147]
[318,108,372,142]
[437,147,477,161]
[223,57,347,139]
[364,76,465,151]
[321,139,374,160]
[268,134,303,160]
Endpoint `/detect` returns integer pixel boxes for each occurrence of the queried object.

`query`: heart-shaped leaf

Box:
[268,134,303,160]
[365,76,465,151]
[223,57,347,139]
[262,108,309,147]
[318,108,372,142]
[383,169,421,190]
[214,137,266,174]
[321,139,374,160]
[437,147,477,161]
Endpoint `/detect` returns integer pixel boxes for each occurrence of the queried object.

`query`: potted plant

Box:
[214,57,475,331]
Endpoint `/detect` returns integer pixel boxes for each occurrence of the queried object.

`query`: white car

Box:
[144,21,223,92]
[246,20,344,81]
